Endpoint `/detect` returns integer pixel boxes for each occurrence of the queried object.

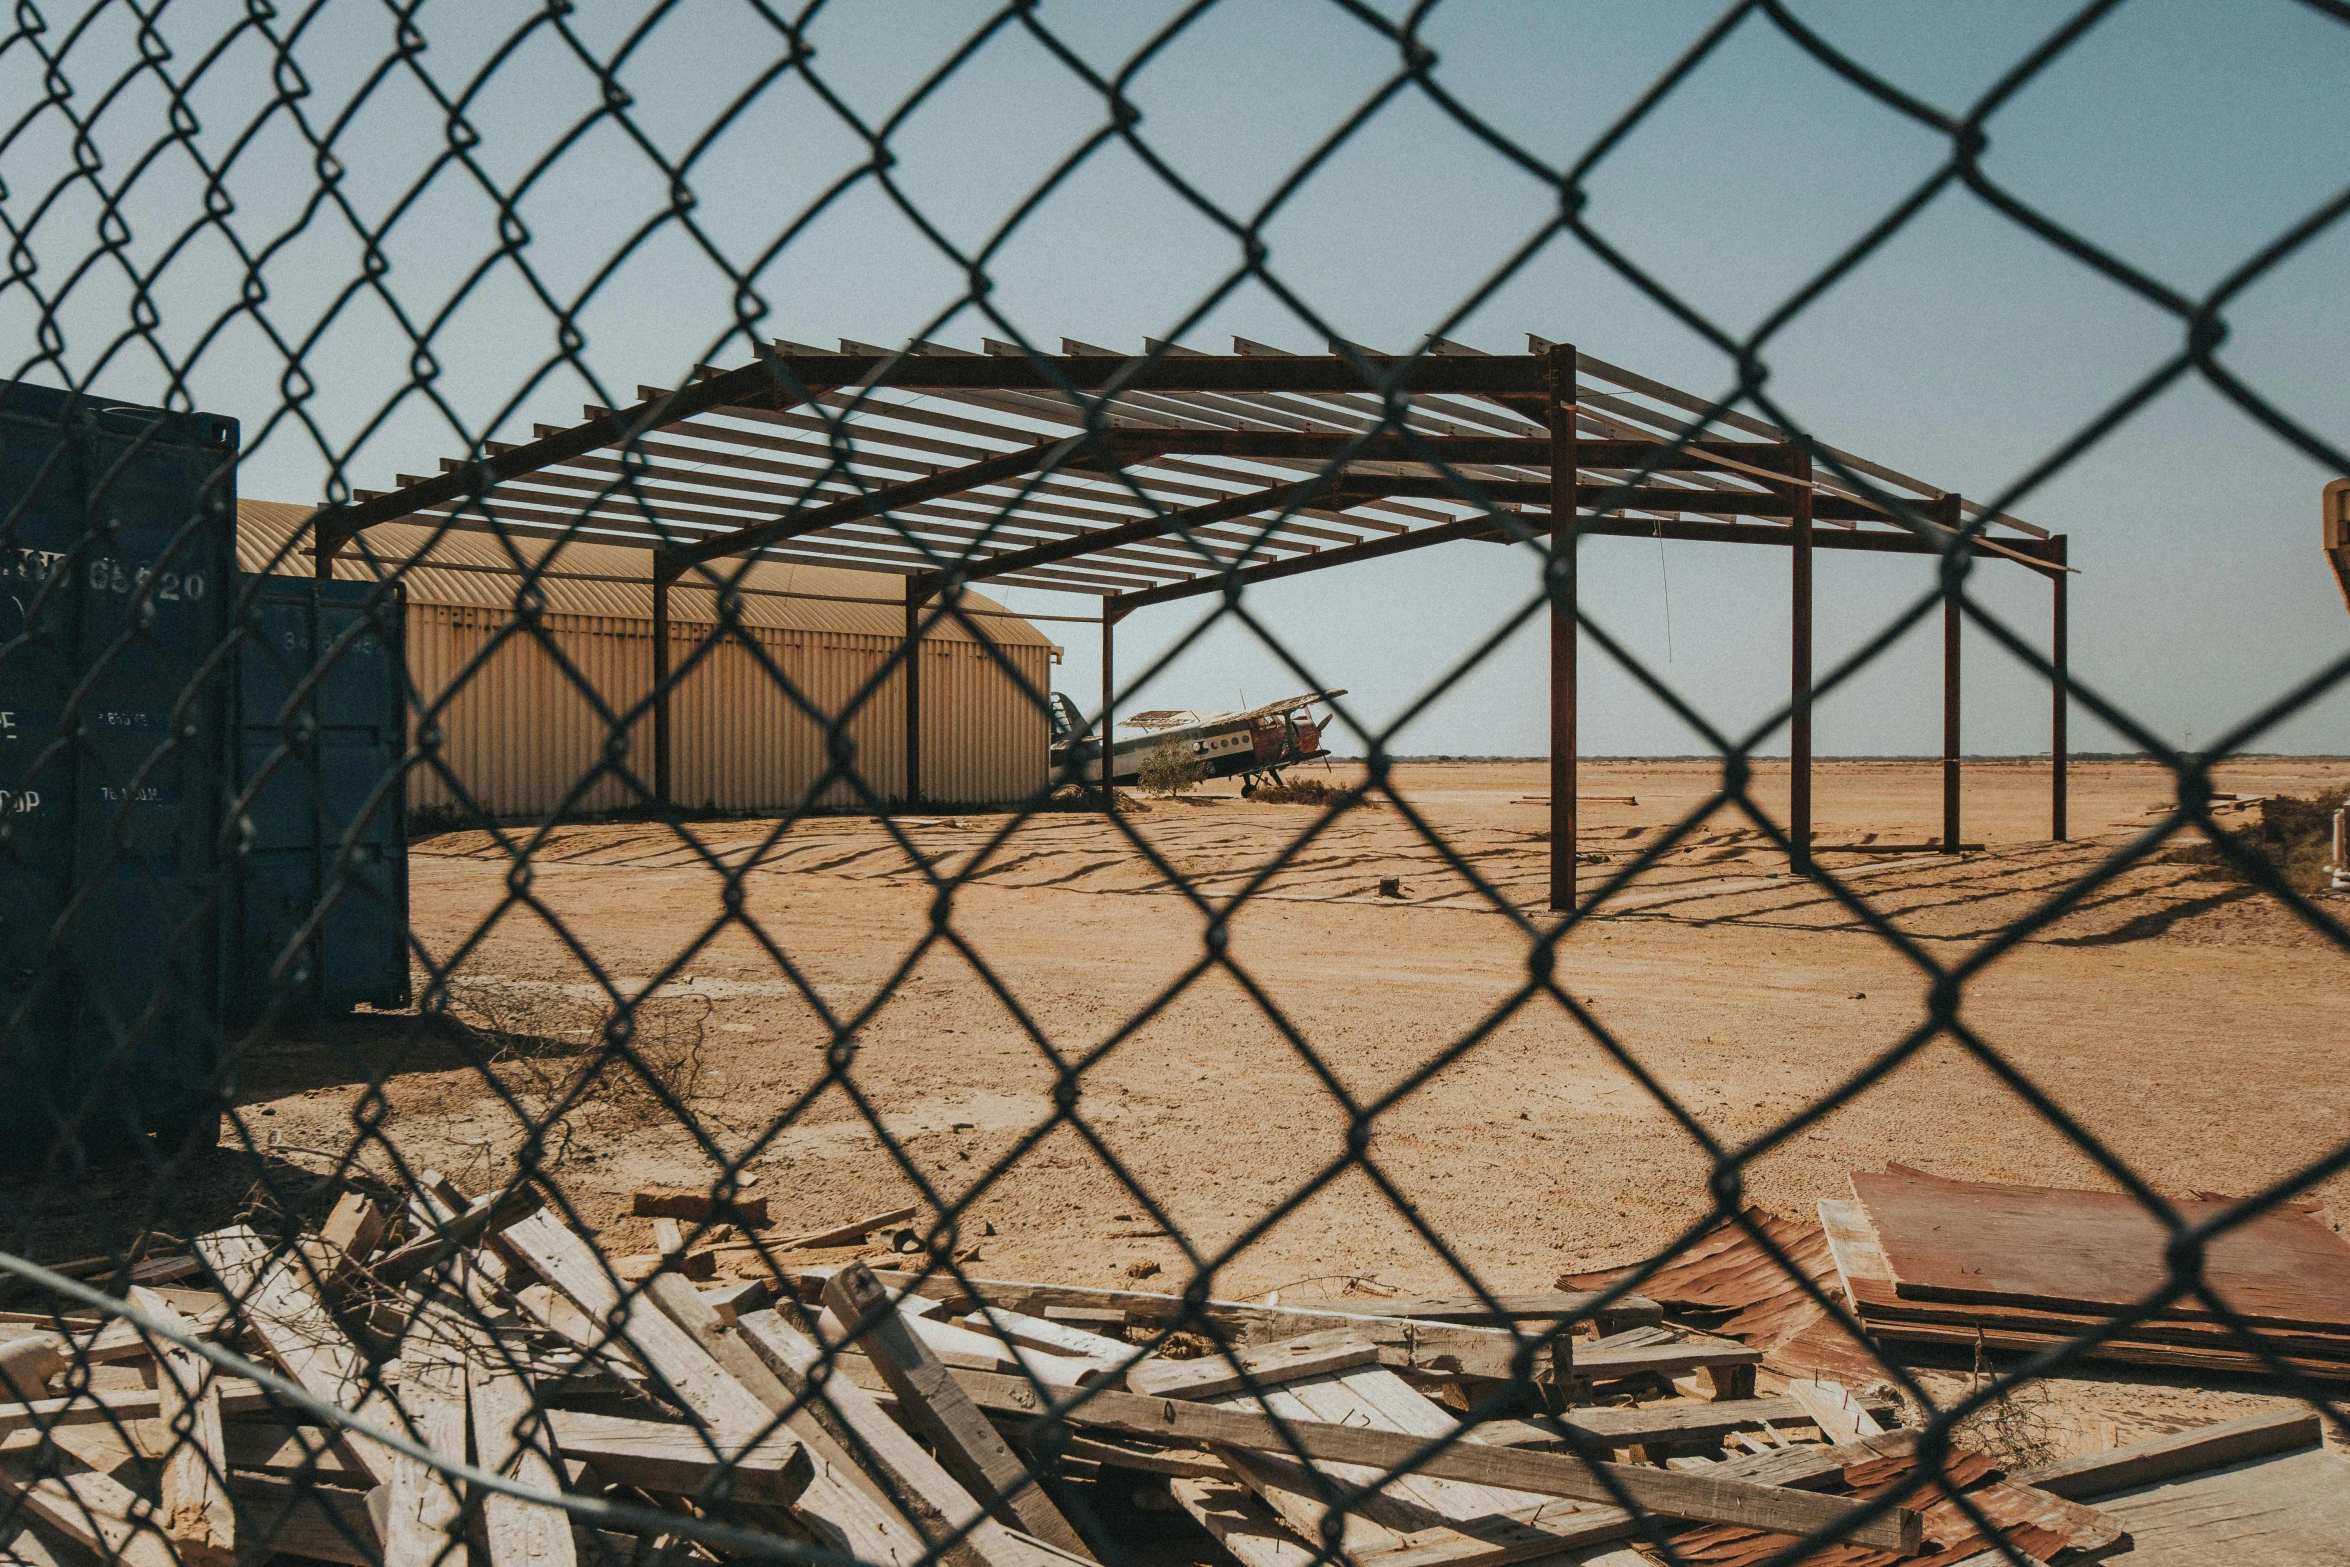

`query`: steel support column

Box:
[1100,602,1118,812]
[903,585,923,807]
[2051,533,2069,842]
[1547,343,1578,914]
[651,553,677,808]
[1940,492,1963,854]
[1789,447,1814,876]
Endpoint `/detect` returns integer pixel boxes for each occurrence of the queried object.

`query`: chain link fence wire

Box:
[3,3,2349,1566]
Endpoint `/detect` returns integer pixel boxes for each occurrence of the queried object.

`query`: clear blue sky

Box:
[11,0,2349,757]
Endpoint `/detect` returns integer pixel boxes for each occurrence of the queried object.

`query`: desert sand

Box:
[195,754,2350,1447]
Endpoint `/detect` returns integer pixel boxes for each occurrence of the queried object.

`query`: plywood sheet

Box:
[2093,1447,2350,1565]
[1852,1169,2350,1333]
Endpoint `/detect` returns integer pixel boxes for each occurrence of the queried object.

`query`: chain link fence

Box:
[4,4,2349,1566]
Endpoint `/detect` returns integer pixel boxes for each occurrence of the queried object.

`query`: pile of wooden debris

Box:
[0,1174,2334,1567]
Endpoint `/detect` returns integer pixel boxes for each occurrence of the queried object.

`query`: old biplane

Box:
[1050,689,1344,794]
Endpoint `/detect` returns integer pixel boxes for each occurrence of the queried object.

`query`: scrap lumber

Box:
[959,1304,1132,1362]
[376,1314,469,1567]
[1819,1195,2350,1379]
[457,1316,580,1567]
[633,1185,770,1227]
[730,1307,1040,1567]
[1781,1377,1884,1445]
[0,1383,271,1439]
[546,1411,812,1506]
[0,1459,175,1567]
[1557,1206,1886,1384]
[313,1194,387,1286]
[1571,1325,1760,1386]
[502,1210,925,1563]
[1283,1290,1662,1334]
[790,1268,1563,1383]
[126,1286,234,1567]
[228,1472,380,1566]
[823,1262,1096,1560]
[2076,1443,2350,1559]
[938,1367,1921,1549]
[1851,1165,2350,1331]
[816,1300,1109,1390]
[373,1183,543,1286]
[1208,1360,1637,1565]
[2014,1406,2321,1500]
[194,1226,394,1485]
[772,1205,917,1251]
[1128,1330,1383,1401]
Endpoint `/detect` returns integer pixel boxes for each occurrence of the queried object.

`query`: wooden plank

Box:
[770,1205,918,1251]
[194,1225,392,1485]
[632,1185,769,1226]
[1129,1331,1381,1401]
[0,1384,269,1439]
[1573,1329,1760,1385]
[824,1262,1096,1560]
[228,1473,377,1567]
[731,1307,1036,1567]
[1167,1476,1323,1567]
[639,1269,1005,1564]
[1282,1292,1661,1334]
[126,1286,234,1567]
[313,1194,386,1287]
[462,1319,582,1567]
[817,1302,1107,1389]
[2014,1407,2322,1501]
[1215,1364,1636,1567]
[376,1314,469,1567]
[0,1458,175,1567]
[545,1410,810,1506]
[942,1367,1919,1549]
[1851,1167,2350,1331]
[1781,1378,1882,1444]
[503,1210,923,1564]
[788,1268,1562,1384]
[2086,1445,2350,1562]
[959,1304,1133,1363]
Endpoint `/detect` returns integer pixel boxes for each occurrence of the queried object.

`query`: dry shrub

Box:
[1949,1336,2062,1470]
[440,979,712,1139]
[2162,783,2349,893]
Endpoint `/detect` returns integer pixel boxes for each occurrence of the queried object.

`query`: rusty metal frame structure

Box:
[322,338,2071,913]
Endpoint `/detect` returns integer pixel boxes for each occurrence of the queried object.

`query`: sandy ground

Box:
[31,754,2350,1462]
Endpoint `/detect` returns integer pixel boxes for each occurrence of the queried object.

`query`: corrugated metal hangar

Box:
[239,501,1057,819]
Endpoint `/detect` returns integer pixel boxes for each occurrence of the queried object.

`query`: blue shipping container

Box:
[228,572,410,1027]
[0,381,237,1156]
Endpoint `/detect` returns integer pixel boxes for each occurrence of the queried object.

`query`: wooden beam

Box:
[545,1410,812,1507]
[127,1288,234,1567]
[730,1308,1036,1567]
[194,1227,391,1485]
[2015,1408,2320,1501]
[375,1324,467,1567]
[1128,1332,1380,1402]
[823,1264,1095,1560]
[0,1458,177,1567]
[460,1316,581,1567]
[944,1368,1920,1550]
[2051,533,2069,842]
[1276,1291,1660,1334]
[502,1212,923,1562]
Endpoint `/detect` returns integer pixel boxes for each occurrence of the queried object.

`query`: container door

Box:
[229,574,408,1024]
[0,382,235,1153]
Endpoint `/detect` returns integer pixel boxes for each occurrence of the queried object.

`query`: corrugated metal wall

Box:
[405,606,1051,817]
